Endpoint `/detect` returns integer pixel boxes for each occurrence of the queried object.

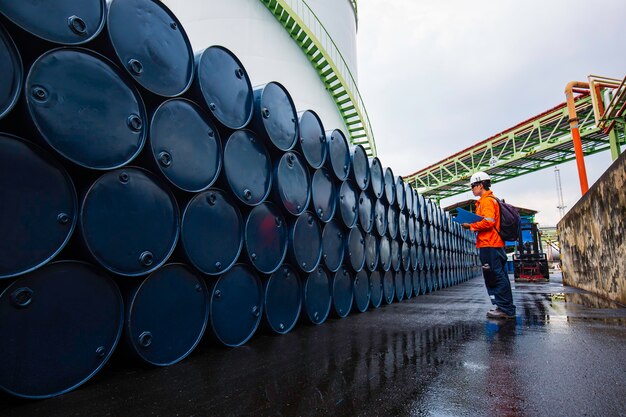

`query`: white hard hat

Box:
[469,171,491,186]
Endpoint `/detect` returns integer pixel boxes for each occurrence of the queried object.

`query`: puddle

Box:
[550,292,626,309]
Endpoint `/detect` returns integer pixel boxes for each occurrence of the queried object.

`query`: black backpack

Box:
[487,196,521,242]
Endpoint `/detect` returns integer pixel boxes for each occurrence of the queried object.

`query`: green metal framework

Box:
[350,1,358,18]
[593,75,626,160]
[404,94,626,200]
[260,0,376,156]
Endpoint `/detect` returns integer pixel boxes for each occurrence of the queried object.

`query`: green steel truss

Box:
[403,95,626,200]
[260,0,376,156]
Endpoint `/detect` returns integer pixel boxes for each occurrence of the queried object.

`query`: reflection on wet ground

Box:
[2,274,626,417]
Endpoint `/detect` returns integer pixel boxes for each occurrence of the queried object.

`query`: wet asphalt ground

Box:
[2,273,626,417]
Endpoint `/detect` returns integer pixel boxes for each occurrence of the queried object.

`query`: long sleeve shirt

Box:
[470,190,504,248]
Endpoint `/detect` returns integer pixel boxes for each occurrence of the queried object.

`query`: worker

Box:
[462,172,516,319]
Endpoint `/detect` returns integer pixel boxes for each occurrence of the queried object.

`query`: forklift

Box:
[513,221,550,282]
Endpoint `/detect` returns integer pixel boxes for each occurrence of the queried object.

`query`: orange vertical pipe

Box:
[564,81,590,195]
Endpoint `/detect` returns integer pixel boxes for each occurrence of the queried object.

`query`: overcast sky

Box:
[355,0,625,226]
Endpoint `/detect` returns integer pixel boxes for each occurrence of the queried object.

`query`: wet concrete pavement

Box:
[2,273,626,417]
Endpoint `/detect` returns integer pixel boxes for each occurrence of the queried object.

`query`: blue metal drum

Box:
[297,110,327,169]
[0,261,123,399]
[437,269,445,289]
[430,226,437,248]
[432,243,439,264]
[106,0,193,97]
[325,129,351,181]
[337,179,358,228]
[424,246,432,270]
[440,249,447,271]
[353,269,370,313]
[331,267,353,318]
[368,157,384,198]
[413,189,420,219]
[438,209,444,230]
[418,269,427,295]
[439,260,445,288]
[349,144,370,191]
[379,235,391,272]
[364,233,379,272]
[345,227,366,272]
[181,189,243,275]
[426,199,434,225]
[302,267,331,324]
[0,0,105,45]
[223,129,272,206]
[272,151,310,216]
[80,167,179,276]
[418,194,426,222]
[394,270,405,302]
[391,239,401,272]
[244,202,288,274]
[321,219,344,272]
[310,167,336,223]
[416,219,423,245]
[368,270,383,308]
[411,269,420,297]
[0,134,76,279]
[149,99,221,192]
[399,211,409,242]
[125,263,208,366]
[417,244,425,270]
[263,264,301,334]
[404,270,413,300]
[417,269,426,294]
[382,270,395,305]
[358,190,374,233]
[395,176,406,211]
[387,206,399,239]
[408,215,416,244]
[383,167,396,205]
[404,183,414,215]
[374,198,387,236]
[410,243,418,271]
[208,263,263,347]
[193,45,253,129]
[288,211,322,273]
[26,48,146,170]
[423,223,430,246]
[252,82,298,152]
[0,23,21,120]
[401,241,410,272]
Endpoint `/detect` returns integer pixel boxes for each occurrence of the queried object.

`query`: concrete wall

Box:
[558,151,626,304]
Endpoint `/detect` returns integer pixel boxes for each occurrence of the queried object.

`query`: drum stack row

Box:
[0,0,481,399]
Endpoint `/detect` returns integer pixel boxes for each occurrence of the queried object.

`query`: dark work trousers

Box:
[479,247,516,316]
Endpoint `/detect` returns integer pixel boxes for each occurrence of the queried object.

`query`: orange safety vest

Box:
[470,190,504,248]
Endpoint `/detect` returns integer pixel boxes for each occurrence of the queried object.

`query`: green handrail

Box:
[260,0,376,156]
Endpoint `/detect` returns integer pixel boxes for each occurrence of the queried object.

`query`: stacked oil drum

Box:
[0,0,481,399]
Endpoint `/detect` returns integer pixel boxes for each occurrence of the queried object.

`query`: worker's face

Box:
[471,182,483,196]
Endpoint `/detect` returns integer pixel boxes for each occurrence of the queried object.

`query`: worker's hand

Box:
[461,223,471,230]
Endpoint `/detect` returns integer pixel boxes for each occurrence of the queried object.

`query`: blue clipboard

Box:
[453,207,483,224]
